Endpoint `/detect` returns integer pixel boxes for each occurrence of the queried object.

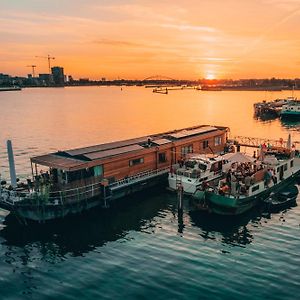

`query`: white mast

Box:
[7,140,17,188]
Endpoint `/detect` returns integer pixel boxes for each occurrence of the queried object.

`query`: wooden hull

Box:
[201,173,299,216]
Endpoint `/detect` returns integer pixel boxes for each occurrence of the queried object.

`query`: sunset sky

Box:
[1,0,300,80]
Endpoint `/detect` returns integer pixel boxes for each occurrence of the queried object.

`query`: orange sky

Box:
[1,0,300,80]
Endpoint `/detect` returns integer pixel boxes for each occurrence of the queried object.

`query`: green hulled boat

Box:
[193,151,300,215]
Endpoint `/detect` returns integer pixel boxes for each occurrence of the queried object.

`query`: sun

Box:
[205,73,215,80]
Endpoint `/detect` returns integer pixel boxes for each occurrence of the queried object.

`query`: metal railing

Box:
[109,167,170,189]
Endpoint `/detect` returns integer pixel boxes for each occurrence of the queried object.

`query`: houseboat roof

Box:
[31,125,228,171]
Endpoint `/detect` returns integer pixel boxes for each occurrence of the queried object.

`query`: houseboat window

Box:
[214,136,222,146]
[290,160,294,168]
[202,140,209,149]
[158,152,167,163]
[252,185,259,192]
[68,168,95,182]
[94,165,103,177]
[129,157,144,166]
[284,164,288,171]
[181,145,193,155]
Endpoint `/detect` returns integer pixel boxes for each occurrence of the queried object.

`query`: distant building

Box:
[51,66,65,85]
[39,74,53,85]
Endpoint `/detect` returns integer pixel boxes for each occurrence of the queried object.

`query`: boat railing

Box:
[0,180,103,206]
[1,167,170,205]
[109,167,170,189]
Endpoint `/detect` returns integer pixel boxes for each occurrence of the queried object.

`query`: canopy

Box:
[222,152,255,163]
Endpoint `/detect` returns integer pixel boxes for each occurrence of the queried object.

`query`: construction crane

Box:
[35,54,55,74]
[26,65,37,77]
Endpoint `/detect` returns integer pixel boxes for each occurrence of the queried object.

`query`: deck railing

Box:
[109,167,170,189]
[1,167,170,206]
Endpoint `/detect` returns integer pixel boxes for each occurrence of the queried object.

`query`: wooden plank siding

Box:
[31,125,229,185]
[98,130,227,181]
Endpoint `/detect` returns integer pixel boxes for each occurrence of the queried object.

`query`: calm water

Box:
[0,87,300,299]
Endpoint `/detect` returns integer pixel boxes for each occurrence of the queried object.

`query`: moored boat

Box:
[263,185,298,212]
[280,100,300,119]
[0,125,228,223]
[168,151,254,194]
[193,143,300,215]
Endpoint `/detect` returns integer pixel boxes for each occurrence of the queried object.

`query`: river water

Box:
[0,87,300,299]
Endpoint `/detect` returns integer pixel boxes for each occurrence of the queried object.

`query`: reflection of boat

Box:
[193,147,300,216]
[264,185,298,212]
[0,188,168,255]
[189,208,258,246]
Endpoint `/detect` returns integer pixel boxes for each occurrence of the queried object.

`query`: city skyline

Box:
[1,0,300,80]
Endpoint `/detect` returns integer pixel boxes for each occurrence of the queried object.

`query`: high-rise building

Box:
[51,66,65,85]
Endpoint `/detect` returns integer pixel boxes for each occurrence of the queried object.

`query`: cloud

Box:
[160,23,217,33]
[92,39,143,47]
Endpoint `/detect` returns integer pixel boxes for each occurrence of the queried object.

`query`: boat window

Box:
[252,185,259,192]
[129,157,144,166]
[277,167,279,172]
[94,165,103,177]
[290,160,294,168]
[158,152,167,163]
[214,136,222,146]
[202,140,209,149]
[185,160,197,168]
[284,164,288,171]
[198,163,207,171]
[68,168,95,182]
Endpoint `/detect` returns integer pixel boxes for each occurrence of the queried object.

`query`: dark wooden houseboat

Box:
[0,125,228,222]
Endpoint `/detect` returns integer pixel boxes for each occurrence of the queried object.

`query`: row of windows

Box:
[180,136,223,153]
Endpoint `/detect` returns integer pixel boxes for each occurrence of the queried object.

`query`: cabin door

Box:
[279,166,284,180]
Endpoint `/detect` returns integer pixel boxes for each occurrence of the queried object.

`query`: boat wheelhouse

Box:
[168,152,255,194]
[0,125,228,222]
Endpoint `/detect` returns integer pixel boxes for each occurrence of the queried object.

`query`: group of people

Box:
[218,161,266,196]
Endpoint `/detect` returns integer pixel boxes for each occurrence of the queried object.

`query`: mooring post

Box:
[177,183,184,233]
[177,183,183,211]
[7,140,17,188]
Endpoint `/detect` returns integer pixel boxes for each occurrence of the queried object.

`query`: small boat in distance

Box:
[280,99,300,119]
[254,97,296,119]
[0,86,22,92]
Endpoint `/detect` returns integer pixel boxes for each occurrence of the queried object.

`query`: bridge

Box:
[142,75,177,81]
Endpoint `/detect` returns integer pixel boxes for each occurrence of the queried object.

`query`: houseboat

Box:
[0,125,228,222]
[193,145,300,216]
